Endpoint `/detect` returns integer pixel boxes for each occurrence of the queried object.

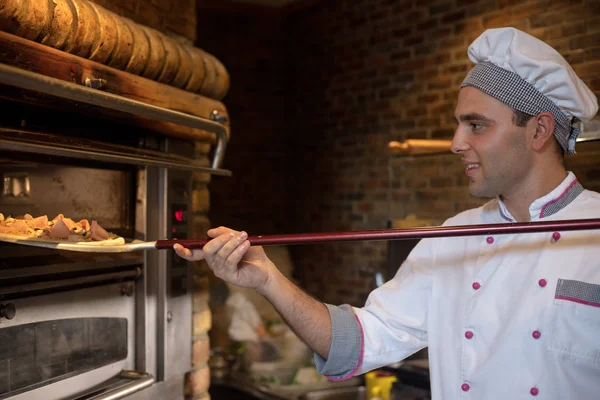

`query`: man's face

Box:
[452,87,533,198]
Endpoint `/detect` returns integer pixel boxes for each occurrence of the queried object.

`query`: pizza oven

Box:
[0,19,231,400]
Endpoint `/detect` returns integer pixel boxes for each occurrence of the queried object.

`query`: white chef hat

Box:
[461,27,598,154]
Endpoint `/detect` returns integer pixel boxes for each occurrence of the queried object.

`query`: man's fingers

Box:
[207,226,238,238]
[224,239,250,268]
[203,231,237,260]
[217,232,248,274]
[173,244,205,261]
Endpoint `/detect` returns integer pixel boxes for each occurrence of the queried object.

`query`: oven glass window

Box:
[0,317,127,396]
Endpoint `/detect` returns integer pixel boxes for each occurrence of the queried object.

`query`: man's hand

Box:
[175,226,333,359]
[173,226,273,290]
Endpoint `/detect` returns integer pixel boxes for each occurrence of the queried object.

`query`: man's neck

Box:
[500,165,568,222]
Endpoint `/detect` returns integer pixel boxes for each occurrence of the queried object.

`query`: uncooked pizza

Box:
[0,213,120,242]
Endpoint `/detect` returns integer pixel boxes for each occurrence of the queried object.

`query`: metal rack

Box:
[0,63,231,175]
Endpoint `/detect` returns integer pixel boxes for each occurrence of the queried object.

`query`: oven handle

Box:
[78,370,155,400]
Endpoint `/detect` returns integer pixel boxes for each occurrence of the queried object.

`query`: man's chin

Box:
[468,183,496,198]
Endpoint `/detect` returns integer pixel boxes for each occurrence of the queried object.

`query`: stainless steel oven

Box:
[0,59,230,398]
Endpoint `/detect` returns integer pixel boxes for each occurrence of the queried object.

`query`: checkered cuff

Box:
[313,303,362,379]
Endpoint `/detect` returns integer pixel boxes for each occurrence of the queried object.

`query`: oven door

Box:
[0,282,138,400]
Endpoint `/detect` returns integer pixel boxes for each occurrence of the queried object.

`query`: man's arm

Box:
[258,266,332,359]
[174,226,332,359]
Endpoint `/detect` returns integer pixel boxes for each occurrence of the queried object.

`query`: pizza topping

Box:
[0,219,29,235]
[90,220,110,241]
[26,215,48,230]
[48,218,71,239]
[78,219,90,231]
[0,213,118,242]
[61,218,77,231]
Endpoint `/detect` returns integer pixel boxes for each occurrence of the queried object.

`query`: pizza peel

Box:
[1,218,599,253]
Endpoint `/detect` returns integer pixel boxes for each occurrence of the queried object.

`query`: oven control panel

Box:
[167,170,192,297]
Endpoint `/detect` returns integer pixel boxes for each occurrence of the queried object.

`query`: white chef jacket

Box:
[315,171,600,399]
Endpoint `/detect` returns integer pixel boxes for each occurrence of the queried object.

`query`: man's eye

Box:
[471,123,482,130]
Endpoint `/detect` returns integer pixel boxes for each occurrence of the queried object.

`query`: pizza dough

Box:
[0,213,124,245]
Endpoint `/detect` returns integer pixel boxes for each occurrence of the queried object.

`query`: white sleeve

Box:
[314,237,436,378]
[353,236,435,374]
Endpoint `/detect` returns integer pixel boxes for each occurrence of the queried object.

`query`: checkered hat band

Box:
[461,62,572,152]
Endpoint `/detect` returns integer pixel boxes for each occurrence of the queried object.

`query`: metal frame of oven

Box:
[0,62,231,399]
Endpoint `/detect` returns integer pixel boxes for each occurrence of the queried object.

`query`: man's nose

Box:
[451,127,468,154]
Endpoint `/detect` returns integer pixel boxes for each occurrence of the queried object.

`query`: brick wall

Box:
[91,0,197,42]
[199,0,600,311]
[196,4,288,235]
[284,0,600,306]
[186,144,212,400]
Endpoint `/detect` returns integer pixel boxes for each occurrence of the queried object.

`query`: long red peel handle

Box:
[156,238,211,249]
[154,218,600,250]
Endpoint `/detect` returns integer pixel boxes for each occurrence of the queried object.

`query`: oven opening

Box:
[0,159,141,398]
[0,317,128,397]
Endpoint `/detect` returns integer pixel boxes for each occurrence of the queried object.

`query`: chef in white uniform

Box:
[175,27,600,399]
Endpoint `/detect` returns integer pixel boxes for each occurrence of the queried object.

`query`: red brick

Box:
[454,17,483,34]
[392,27,412,38]
[562,21,586,37]
[390,50,411,61]
[570,33,600,50]
[404,35,425,46]
[417,19,438,32]
[405,107,428,117]
[483,12,512,28]
[192,336,210,365]
[430,176,454,188]
[429,26,453,38]
[441,10,466,24]
[509,1,548,19]
[417,117,441,127]
[464,0,498,16]
[444,89,460,101]
[431,128,455,138]
[530,7,586,28]
[589,16,600,33]
[404,9,427,22]
[499,0,524,7]
[427,76,452,91]
[418,93,440,103]
[545,38,570,53]
[415,68,439,80]
[443,63,468,74]
[430,1,454,15]
[574,61,600,78]
[185,366,210,396]
[549,0,584,9]
[563,50,585,65]
[586,48,600,62]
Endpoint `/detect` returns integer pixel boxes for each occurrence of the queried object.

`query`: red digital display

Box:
[174,210,184,222]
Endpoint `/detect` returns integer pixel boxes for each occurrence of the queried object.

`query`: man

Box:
[175,28,600,399]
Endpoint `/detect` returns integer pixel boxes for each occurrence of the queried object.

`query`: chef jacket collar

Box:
[497,171,584,222]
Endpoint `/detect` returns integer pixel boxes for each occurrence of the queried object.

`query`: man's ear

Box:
[531,112,556,151]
